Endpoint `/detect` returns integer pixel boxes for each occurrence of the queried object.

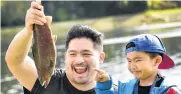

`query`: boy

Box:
[95,34,181,94]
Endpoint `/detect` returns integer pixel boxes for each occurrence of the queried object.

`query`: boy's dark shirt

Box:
[137,77,164,94]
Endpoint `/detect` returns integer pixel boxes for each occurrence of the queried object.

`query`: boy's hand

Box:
[94,68,110,82]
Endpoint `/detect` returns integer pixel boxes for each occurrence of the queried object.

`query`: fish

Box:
[32,0,56,88]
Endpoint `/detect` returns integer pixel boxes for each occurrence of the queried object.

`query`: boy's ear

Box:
[154,55,162,66]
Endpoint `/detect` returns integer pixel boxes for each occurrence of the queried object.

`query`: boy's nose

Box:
[130,62,137,70]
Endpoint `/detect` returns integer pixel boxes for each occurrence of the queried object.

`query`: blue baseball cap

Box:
[125,34,174,69]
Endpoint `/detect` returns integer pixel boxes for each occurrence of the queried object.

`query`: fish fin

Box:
[44,78,51,88]
[45,16,52,28]
[39,77,46,87]
[50,60,54,68]
[52,35,57,43]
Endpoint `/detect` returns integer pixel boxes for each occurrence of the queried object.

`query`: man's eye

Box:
[135,60,142,62]
[83,53,91,56]
[70,53,76,56]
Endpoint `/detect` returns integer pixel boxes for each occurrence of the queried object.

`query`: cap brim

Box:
[158,54,175,69]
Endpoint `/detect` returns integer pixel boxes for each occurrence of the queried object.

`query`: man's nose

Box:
[75,54,84,64]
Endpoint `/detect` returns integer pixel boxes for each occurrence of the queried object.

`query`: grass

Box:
[120,8,181,27]
[145,8,181,15]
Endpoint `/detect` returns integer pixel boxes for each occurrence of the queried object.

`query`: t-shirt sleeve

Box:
[30,78,44,93]
[22,78,43,94]
[23,86,31,94]
[28,69,65,94]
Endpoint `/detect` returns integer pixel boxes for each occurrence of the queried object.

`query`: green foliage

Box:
[1,1,30,26]
[56,8,68,20]
[147,0,177,9]
[71,14,77,20]
[2,1,181,27]
[123,0,128,5]
[1,1,6,7]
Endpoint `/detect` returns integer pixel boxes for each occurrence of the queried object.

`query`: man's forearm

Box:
[5,27,33,65]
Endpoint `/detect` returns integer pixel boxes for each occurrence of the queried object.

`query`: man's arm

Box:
[5,2,46,91]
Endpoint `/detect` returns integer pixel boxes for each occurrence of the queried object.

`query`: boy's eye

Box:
[127,60,132,63]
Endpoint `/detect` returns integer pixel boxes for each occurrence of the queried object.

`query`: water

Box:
[1,28,181,94]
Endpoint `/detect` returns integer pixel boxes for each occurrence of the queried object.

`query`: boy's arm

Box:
[152,85,181,94]
[94,69,117,94]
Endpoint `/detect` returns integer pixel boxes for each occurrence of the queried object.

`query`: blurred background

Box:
[1,1,181,94]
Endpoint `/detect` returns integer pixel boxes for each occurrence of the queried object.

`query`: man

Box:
[95,34,181,94]
[5,1,105,94]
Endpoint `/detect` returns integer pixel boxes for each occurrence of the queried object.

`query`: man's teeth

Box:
[74,67,87,74]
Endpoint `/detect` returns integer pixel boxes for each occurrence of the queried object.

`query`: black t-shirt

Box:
[24,69,96,94]
[138,85,151,94]
[138,76,164,94]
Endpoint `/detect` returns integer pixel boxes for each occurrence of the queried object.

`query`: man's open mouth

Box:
[74,67,88,74]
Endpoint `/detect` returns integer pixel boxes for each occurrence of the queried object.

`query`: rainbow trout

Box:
[32,0,56,88]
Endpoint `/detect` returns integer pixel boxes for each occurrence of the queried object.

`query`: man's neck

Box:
[139,72,158,86]
[71,81,95,91]
[67,75,95,91]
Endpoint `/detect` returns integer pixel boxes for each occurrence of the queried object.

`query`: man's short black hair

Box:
[65,25,104,52]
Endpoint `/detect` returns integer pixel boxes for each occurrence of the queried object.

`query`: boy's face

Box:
[126,51,158,80]
[65,38,105,85]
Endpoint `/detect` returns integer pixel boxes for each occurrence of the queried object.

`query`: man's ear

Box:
[99,52,105,64]
[154,55,162,67]
[64,52,67,64]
